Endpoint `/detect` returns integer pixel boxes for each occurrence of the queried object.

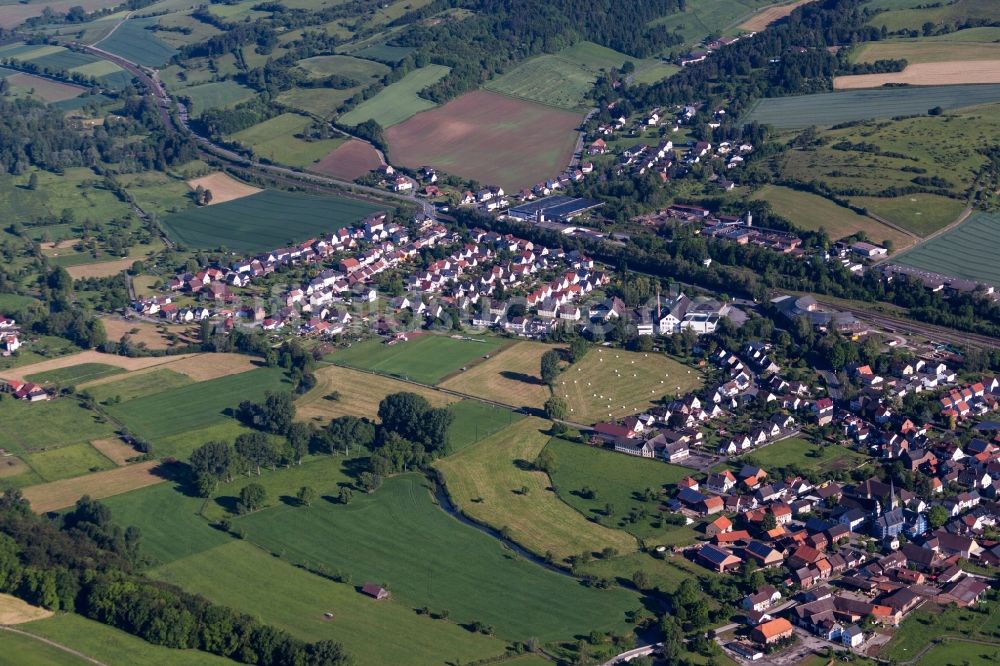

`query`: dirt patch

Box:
[186,172,262,205]
[385,90,583,191]
[101,317,198,350]
[312,140,384,181]
[39,238,79,251]
[162,352,259,381]
[65,258,136,279]
[740,0,813,32]
[0,594,53,624]
[834,60,1000,88]
[0,456,28,478]
[90,438,138,466]
[23,461,168,513]
[0,350,192,382]
[297,365,457,422]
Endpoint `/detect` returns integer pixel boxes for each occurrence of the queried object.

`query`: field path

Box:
[0,626,106,665]
[876,204,972,265]
[90,10,133,48]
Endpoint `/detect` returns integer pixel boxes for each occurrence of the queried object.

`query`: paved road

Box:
[599,642,660,665]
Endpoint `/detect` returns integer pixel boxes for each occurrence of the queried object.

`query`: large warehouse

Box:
[507,195,603,223]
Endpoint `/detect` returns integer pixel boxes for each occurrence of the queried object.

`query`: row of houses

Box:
[0,314,20,356]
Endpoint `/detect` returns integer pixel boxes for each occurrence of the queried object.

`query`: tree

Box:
[27,172,38,190]
[338,487,354,504]
[540,350,560,385]
[286,422,310,464]
[358,471,381,493]
[569,338,589,363]
[325,415,375,454]
[377,392,452,452]
[238,483,266,513]
[928,504,949,530]
[535,448,557,474]
[544,395,567,421]
[632,570,649,589]
[761,512,777,531]
[189,440,236,494]
[296,486,316,507]
[235,432,275,475]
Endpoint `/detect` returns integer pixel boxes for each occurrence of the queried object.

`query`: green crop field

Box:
[277,86,360,118]
[866,0,999,32]
[649,0,774,47]
[87,368,194,403]
[154,540,518,666]
[229,113,344,167]
[22,613,234,666]
[850,194,965,236]
[545,437,698,544]
[26,363,125,386]
[332,335,506,385]
[0,630,85,665]
[160,189,383,251]
[230,473,641,641]
[0,398,114,454]
[106,367,291,441]
[742,437,868,475]
[894,211,1000,287]
[95,16,177,67]
[339,65,450,127]
[742,84,1000,129]
[20,49,99,72]
[23,442,116,482]
[182,80,256,119]
[297,54,389,80]
[446,400,522,453]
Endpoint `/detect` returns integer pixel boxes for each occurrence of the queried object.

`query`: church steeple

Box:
[889,478,897,512]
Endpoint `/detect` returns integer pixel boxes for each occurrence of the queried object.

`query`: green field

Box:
[631,61,680,84]
[231,473,641,641]
[277,86,361,118]
[546,437,697,543]
[850,39,1000,65]
[27,363,125,386]
[649,0,774,47]
[297,54,389,81]
[894,211,1000,287]
[182,80,256,119]
[229,113,345,167]
[0,398,115,454]
[94,16,177,67]
[0,630,85,665]
[23,442,116,482]
[0,167,132,227]
[332,335,506,385]
[339,65,450,127]
[446,400,523,453]
[851,194,965,236]
[915,640,1000,665]
[743,84,1000,129]
[349,43,415,63]
[879,599,1000,662]
[743,437,868,476]
[87,368,194,403]
[866,0,999,32]
[106,367,291,441]
[160,189,383,251]
[21,613,234,666]
[153,420,259,461]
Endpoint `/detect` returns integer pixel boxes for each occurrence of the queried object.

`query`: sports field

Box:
[753,185,915,249]
[557,348,702,424]
[228,473,641,641]
[332,335,506,385]
[894,211,1000,287]
[743,436,868,475]
[339,64,450,127]
[230,113,345,167]
[545,437,698,544]
[160,189,383,251]
[742,84,1000,128]
[182,80,256,119]
[439,341,553,410]
[296,364,456,424]
[26,362,124,386]
[436,417,638,561]
[312,139,383,180]
[385,90,584,190]
[850,194,965,237]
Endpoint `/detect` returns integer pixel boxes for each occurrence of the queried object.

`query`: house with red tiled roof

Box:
[751,617,793,645]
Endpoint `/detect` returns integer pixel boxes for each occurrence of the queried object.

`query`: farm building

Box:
[361,582,390,600]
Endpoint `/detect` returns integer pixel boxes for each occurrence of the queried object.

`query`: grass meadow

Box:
[297,54,389,80]
[850,39,1000,64]
[95,16,177,67]
[0,630,85,665]
[439,341,553,411]
[339,65,450,127]
[894,211,1000,287]
[331,335,507,385]
[87,368,194,403]
[277,86,360,118]
[23,442,116,482]
[866,0,999,32]
[229,113,345,167]
[742,437,868,475]
[0,167,132,227]
[649,0,773,46]
[879,599,1000,662]
[446,400,523,453]
[26,363,124,386]
[182,80,256,119]
[161,189,383,251]
[851,193,965,236]
[436,417,638,561]
[0,398,115,454]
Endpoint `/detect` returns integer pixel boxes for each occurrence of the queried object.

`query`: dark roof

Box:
[700,544,738,566]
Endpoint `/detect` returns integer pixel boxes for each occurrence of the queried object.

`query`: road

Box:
[599,642,660,665]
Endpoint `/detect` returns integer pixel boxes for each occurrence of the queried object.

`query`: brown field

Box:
[66,257,137,279]
[90,438,138,466]
[101,316,198,350]
[186,172,261,205]
[0,0,120,27]
[5,73,85,102]
[0,594,53,624]
[0,350,191,381]
[439,341,552,410]
[23,461,167,513]
[740,0,814,32]
[161,352,259,381]
[312,139,383,181]
[0,456,29,478]
[385,90,583,190]
[834,60,1000,88]
[851,40,1000,65]
[296,364,457,423]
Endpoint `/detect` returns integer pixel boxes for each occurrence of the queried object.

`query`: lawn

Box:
[153,540,521,665]
[439,341,554,411]
[23,442,116,482]
[106,367,291,441]
[227,473,641,642]
[0,398,115,454]
[894,211,1000,287]
[182,80,256,119]
[26,363,125,386]
[229,113,345,167]
[339,64,450,127]
[557,348,702,425]
[385,89,584,191]
[546,438,698,544]
[86,368,194,403]
[160,189,383,251]
[742,437,868,475]
[851,194,965,236]
[331,334,507,385]
[742,84,1000,129]
[446,400,523,453]
[22,613,234,666]
[436,417,637,561]
[752,185,915,250]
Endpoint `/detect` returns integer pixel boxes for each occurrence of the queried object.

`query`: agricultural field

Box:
[630,61,680,85]
[0,630,84,666]
[742,84,1000,128]
[739,0,813,31]
[339,64,450,127]
[348,43,415,63]
[649,0,775,48]
[545,437,698,544]
[100,317,196,351]
[446,400,523,453]
[0,0,120,28]
[386,90,584,190]
[296,364,456,424]
[849,38,1000,65]
[485,41,632,110]
[0,398,114,454]
[229,113,345,167]
[894,211,1000,287]
[2,73,85,103]
[160,189,383,252]
[296,54,389,81]
[742,437,869,475]
[185,172,261,205]
[834,61,1000,89]
[0,593,51,625]
[331,335,507,385]
[439,341,553,411]
[89,437,140,466]
[2,350,182,378]
[93,16,177,67]
[228,473,641,641]
[752,185,916,249]
[435,417,638,561]
[878,600,1000,663]
[850,193,966,237]
[312,139,384,180]
[22,460,168,513]
[865,0,999,32]
[26,362,124,386]
[181,80,256,119]
[557,348,702,424]
[0,167,131,227]
[23,442,116,482]
[276,86,359,118]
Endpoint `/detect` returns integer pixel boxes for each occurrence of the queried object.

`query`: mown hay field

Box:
[0,593,53,625]
[446,400,523,453]
[23,460,168,513]
[331,335,507,385]
[850,193,965,237]
[339,64,450,127]
[894,211,1000,287]
[436,417,638,561]
[185,172,261,204]
[439,341,553,410]
[739,0,813,31]
[229,113,345,167]
[834,61,1000,89]
[0,398,115,454]
[850,38,1000,64]
[23,442,117,483]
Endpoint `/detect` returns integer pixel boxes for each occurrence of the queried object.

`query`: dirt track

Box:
[834,60,1000,88]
